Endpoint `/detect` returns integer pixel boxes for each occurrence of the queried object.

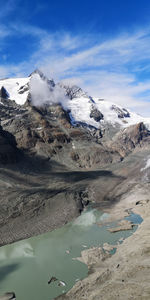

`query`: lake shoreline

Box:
[0,191,142,300]
[56,184,150,300]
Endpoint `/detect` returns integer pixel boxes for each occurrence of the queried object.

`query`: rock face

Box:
[0,100,71,158]
[108,122,150,157]
[0,86,9,99]
[111,105,130,118]
[90,106,104,122]
[59,83,87,99]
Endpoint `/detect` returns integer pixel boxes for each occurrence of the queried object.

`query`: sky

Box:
[0,0,150,116]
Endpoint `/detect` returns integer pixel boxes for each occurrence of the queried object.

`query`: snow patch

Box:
[36,127,43,130]
[72,142,75,149]
[141,158,150,171]
[67,96,99,128]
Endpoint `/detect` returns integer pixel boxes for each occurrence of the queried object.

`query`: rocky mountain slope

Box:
[0,70,150,247]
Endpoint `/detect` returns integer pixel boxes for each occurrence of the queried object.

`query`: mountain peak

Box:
[29,69,55,88]
[29,68,44,78]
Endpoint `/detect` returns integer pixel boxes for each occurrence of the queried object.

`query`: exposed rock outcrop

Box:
[59,83,87,99]
[111,105,130,118]
[109,122,150,157]
[0,86,9,99]
[90,106,104,122]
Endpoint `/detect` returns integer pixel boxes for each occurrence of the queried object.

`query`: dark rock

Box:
[59,83,87,99]
[111,105,130,118]
[48,276,58,285]
[18,84,29,94]
[0,86,9,99]
[136,201,140,205]
[90,106,104,122]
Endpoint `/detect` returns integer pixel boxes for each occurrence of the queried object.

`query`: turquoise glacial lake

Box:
[0,208,142,300]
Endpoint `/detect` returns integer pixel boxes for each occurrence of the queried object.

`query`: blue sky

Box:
[0,0,150,116]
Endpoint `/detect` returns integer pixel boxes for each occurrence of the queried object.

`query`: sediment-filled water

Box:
[0,208,142,300]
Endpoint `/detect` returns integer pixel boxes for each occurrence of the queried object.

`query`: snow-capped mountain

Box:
[0,70,150,130]
[0,70,150,248]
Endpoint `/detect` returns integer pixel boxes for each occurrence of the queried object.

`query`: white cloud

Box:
[30,73,69,109]
[60,33,84,50]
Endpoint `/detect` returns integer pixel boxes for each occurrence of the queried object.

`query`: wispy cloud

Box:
[0,23,150,116]
[0,0,19,20]
[0,26,11,39]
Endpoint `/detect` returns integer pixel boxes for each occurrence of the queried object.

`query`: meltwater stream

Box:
[0,208,142,300]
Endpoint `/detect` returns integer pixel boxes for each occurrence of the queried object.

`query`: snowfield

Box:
[94,98,150,128]
[67,95,150,129]
[0,77,29,105]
